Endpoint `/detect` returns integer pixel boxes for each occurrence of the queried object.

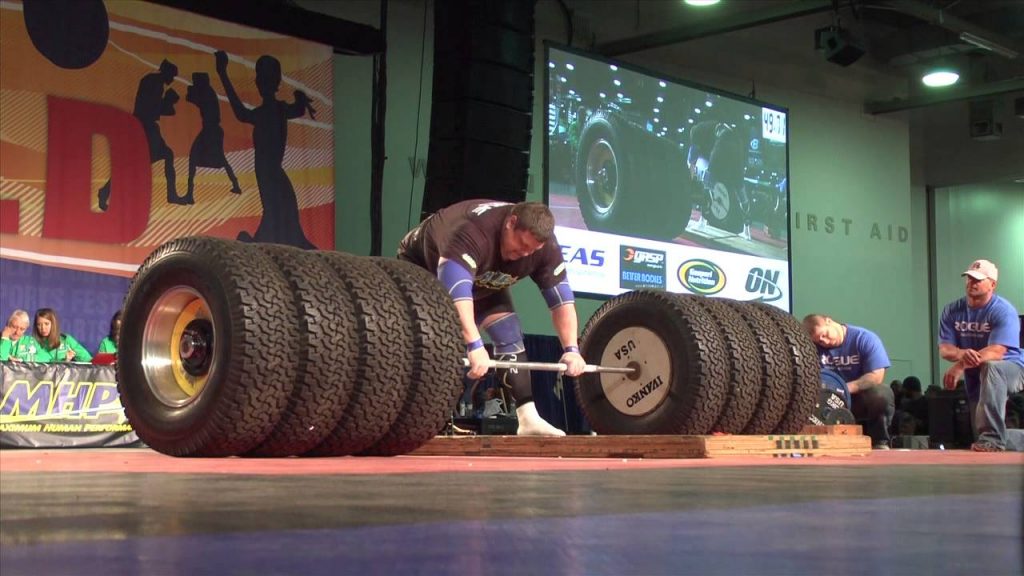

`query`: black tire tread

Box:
[753,303,822,434]
[724,300,793,435]
[306,253,413,456]
[117,236,298,457]
[246,245,361,457]
[702,298,764,433]
[359,258,463,456]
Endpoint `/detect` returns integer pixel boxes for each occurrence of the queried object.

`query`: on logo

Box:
[745,268,782,302]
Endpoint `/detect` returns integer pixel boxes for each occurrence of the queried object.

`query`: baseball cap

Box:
[962,259,998,281]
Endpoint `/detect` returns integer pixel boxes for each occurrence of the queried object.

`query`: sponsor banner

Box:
[1,362,141,448]
[619,245,666,290]
[555,225,790,311]
[558,226,614,287]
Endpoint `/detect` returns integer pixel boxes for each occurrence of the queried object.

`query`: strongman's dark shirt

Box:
[409,200,567,299]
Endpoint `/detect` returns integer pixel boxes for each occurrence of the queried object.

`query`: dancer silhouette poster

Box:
[0,0,336,357]
[0,0,335,275]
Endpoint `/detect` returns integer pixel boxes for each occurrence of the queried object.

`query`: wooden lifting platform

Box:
[413,425,870,459]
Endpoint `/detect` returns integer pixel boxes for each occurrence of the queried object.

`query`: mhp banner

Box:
[1,362,140,448]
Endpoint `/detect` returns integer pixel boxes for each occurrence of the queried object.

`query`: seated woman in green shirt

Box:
[96,310,121,355]
[14,308,92,363]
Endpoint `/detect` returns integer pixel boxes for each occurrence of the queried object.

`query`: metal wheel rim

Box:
[142,286,217,408]
[585,138,618,216]
[598,326,672,416]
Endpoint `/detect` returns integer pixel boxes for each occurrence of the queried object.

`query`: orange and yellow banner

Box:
[1,0,335,277]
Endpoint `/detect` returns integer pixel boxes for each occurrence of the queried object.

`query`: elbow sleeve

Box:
[541,281,575,310]
[438,260,475,302]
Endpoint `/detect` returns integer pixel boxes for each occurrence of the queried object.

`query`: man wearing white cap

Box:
[938,259,1024,452]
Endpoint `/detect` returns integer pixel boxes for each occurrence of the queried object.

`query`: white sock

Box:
[516,402,566,437]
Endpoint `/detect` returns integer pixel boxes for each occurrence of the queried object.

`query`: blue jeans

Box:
[975,360,1024,451]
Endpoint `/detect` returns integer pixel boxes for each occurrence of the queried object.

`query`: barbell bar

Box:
[461,357,638,375]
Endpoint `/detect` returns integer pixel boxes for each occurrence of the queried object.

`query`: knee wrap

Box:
[495,351,532,404]
[484,313,525,355]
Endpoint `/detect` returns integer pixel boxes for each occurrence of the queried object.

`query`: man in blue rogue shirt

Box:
[803,314,895,449]
[939,259,1024,452]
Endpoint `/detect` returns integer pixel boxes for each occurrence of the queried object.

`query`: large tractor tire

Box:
[117,236,298,457]
[306,253,413,456]
[722,300,793,435]
[575,110,687,241]
[575,290,729,435]
[704,180,746,234]
[245,244,361,457]
[752,303,821,434]
[701,298,763,433]
[359,258,463,456]
[701,124,748,234]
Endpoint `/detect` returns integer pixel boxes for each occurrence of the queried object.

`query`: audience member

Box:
[16,308,93,363]
[96,310,122,355]
[1,309,31,361]
[889,379,903,411]
[898,376,929,436]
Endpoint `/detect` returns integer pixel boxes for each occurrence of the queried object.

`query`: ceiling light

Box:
[921,69,959,87]
[684,0,720,6]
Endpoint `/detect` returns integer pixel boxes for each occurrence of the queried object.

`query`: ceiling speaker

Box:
[815,26,865,67]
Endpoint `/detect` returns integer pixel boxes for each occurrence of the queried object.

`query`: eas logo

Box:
[622,247,665,266]
[745,268,782,302]
[560,245,605,267]
[677,259,726,295]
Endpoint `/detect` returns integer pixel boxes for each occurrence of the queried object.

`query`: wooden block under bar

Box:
[412,434,871,459]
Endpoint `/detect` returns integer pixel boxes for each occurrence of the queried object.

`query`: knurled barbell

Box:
[461,357,639,376]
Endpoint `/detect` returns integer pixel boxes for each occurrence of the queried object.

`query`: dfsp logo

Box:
[561,246,605,267]
[745,268,782,302]
[677,260,726,295]
[622,247,664,266]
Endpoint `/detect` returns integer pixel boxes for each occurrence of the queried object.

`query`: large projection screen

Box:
[545,45,792,311]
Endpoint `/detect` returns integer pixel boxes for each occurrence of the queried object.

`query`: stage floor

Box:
[2,447,1022,575]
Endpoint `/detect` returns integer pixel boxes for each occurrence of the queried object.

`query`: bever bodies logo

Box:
[620,246,665,290]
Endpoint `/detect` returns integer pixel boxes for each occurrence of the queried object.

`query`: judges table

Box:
[1,361,140,448]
